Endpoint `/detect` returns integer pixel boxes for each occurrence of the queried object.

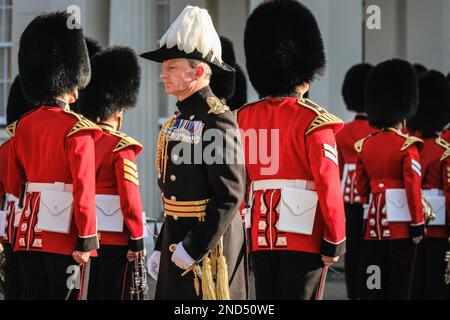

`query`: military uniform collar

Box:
[355,114,368,120]
[176,86,214,112]
[43,99,69,109]
[98,122,116,132]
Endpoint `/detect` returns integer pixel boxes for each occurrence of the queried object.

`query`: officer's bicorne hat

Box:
[6,76,36,125]
[342,63,373,113]
[140,6,234,73]
[18,11,91,106]
[228,64,248,111]
[365,59,418,129]
[407,70,450,137]
[210,36,237,101]
[78,46,141,122]
[244,0,325,98]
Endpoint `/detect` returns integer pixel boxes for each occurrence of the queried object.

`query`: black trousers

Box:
[251,250,324,300]
[89,245,131,300]
[360,239,415,300]
[16,251,83,300]
[344,203,365,299]
[412,238,450,300]
[3,244,23,300]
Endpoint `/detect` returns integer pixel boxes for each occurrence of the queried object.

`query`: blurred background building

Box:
[1,0,450,222]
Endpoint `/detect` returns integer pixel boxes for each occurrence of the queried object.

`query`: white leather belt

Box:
[252,179,315,191]
[422,188,444,197]
[26,182,73,193]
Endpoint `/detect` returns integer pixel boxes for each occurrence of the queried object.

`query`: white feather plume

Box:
[159,6,222,63]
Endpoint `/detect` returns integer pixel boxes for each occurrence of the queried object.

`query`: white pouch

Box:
[37,189,74,234]
[422,190,446,226]
[385,189,411,222]
[96,194,123,232]
[278,187,318,235]
[0,210,7,237]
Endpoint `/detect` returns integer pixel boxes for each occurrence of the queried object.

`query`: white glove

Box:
[171,242,195,270]
[147,250,161,281]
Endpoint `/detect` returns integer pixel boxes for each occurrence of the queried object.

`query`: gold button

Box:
[171,196,177,201]
[170,175,177,182]
[378,183,384,188]
[173,215,179,221]
[158,173,161,179]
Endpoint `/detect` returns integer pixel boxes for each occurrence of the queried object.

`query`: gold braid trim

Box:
[155,116,176,178]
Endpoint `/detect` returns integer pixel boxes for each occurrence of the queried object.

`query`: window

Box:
[0,0,12,125]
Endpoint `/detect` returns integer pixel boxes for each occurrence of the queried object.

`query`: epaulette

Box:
[354,137,368,153]
[206,97,230,115]
[298,99,343,135]
[5,121,17,138]
[386,128,423,151]
[400,135,423,151]
[113,133,143,153]
[65,110,100,138]
[436,137,450,161]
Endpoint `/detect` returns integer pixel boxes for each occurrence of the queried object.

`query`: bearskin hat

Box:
[365,59,418,129]
[210,36,237,101]
[407,70,450,137]
[6,76,36,125]
[78,46,141,122]
[342,63,373,113]
[413,63,427,79]
[85,37,102,58]
[70,37,103,113]
[18,12,91,106]
[228,64,248,111]
[244,0,325,97]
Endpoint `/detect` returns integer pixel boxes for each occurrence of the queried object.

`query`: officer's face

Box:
[160,59,197,98]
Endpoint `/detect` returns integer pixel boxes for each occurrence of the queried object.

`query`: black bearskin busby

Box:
[244,0,325,97]
[78,46,141,122]
[18,12,91,106]
[413,63,427,79]
[365,59,418,129]
[407,70,450,137]
[228,64,248,111]
[85,37,102,58]
[210,36,237,101]
[6,76,36,125]
[342,63,373,113]
[70,37,103,113]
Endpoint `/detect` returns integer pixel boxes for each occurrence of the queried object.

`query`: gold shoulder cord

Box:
[156,115,176,183]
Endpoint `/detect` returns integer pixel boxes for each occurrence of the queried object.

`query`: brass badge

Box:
[207,97,230,115]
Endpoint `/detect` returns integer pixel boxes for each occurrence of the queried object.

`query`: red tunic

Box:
[336,116,377,204]
[238,97,346,257]
[0,140,16,244]
[7,103,101,255]
[355,128,425,240]
[94,125,144,251]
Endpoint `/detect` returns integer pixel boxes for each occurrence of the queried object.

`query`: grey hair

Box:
[187,59,212,80]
